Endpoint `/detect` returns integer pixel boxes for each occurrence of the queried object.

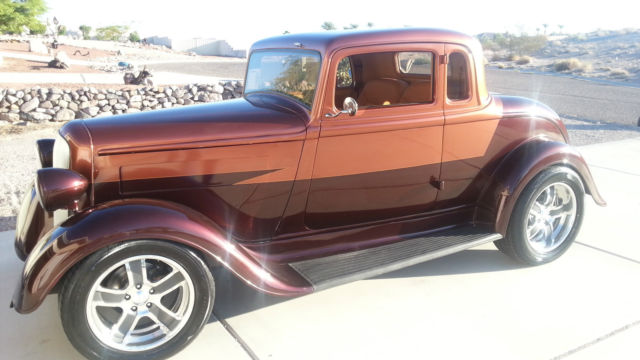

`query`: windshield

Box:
[244,49,322,107]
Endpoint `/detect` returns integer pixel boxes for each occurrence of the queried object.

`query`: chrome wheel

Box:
[86,255,195,352]
[525,182,577,254]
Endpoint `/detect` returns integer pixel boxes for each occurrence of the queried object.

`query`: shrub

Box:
[610,69,629,78]
[553,58,590,72]
[516,56,532,65]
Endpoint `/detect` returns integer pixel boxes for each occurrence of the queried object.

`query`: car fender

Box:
[12,198,312,314]
[477,138,606,235]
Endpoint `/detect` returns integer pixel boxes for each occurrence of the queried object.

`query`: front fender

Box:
[12,198,312,314]
[477,138,606,235]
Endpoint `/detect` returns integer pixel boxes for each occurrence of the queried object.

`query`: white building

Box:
[145,36,246,58]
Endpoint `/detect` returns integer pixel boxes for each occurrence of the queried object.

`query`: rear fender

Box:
[477,138,606,235]
[13,198,312,313]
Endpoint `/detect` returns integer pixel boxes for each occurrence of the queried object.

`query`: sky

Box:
[44,0,638,50]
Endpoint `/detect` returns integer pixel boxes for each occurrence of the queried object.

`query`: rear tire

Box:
[59,240,214,360]
[495,167,585,265]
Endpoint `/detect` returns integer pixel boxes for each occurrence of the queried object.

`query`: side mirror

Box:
[325,97,359,118]
[342,97,358,116]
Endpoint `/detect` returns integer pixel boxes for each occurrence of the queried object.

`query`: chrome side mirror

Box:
[325,97,358,118]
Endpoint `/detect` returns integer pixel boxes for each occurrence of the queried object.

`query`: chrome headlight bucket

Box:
[52,133,70,169]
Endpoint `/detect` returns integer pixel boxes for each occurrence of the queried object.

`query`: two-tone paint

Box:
[13,28,605,313]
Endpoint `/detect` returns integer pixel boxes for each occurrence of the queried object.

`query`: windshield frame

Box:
[243,48,323,109]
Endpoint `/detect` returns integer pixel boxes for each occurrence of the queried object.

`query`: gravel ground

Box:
[1,126,60,231]
[1,115,638,232]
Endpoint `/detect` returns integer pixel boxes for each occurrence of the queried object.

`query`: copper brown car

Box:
[12,28,605,360]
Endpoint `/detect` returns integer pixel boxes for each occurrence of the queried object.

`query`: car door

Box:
[305,43,446,229]
[437,43,502,209]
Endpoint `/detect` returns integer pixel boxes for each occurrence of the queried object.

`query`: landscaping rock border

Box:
[0,81,244,125]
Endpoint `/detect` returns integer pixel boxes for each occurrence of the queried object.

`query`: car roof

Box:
[250,28,477,56]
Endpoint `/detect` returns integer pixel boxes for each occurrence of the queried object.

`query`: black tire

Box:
[59,240,215,360]
[495,166,585,265]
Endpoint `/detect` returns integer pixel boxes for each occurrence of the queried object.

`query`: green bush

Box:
[129,31,140,43]
[95,25,128,41]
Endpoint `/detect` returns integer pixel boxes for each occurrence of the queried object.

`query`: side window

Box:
[336,57,353,88]
[447,52,470,101]
[334,51,434,110]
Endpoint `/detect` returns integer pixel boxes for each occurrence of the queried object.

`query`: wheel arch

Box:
[476,138,606,235]
[12,198,312,314]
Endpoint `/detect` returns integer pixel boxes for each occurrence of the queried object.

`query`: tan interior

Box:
[335,51,434,109]
[399,80,433,104]
[356,78,408,106]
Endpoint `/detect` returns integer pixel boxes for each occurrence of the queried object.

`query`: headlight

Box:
[35,168,88,212]
[52,133,70,169]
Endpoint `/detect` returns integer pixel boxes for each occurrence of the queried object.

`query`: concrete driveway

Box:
[1,138,639,360]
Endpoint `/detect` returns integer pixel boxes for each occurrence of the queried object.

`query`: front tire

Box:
[495,167,585,265]
[59,240,214,360]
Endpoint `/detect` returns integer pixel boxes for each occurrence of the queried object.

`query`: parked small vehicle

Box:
[12,29,605,360]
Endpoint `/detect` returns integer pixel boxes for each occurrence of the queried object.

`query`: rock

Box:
[45,109,56,116]
[209,93,223,102]
[109,99,118,106]
[54,51,70,64]
[68,102,79,111]
[35,108,47,113]
[97,100,109,107]
[20,98,39,113]
[25,112,52,123]
[40,101,53,109]
[79,95,88,102]
[164,88,173,97]
[16,90,25,98]
[213,84,224,94]
[169,96,177,103]
[113,103,128,111]
[96,111,113,117]
[6,95,18,104]
[125,108,141,114]
[183,99,194,105]
[101,105,112,112]
[76,110,92,119]
[197,93,209,102]
[49,93,62,101]
[129,95,143,102]
[29,39,48,54]
[163,102,173,108]
[129,101,142,109]
[96,94,106,100]
[83,106,100,116]
[58,100,68,108]
[24,94,33,101]
[7,89,16,95]
[63,94,72,102]
[0,113,20,122]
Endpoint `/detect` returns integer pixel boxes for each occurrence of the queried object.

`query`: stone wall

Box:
[0,81,244,125]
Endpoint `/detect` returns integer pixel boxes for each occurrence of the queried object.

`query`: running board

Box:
[289,225,502,290]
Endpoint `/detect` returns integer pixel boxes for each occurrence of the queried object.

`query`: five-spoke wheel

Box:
[495,166,585,265]
[59,241,214,360]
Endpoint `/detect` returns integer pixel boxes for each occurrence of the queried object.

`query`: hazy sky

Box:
[45,0,637,50]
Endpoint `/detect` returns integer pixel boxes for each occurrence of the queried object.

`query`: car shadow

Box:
[0,216,16,232]
[209,248,522,322]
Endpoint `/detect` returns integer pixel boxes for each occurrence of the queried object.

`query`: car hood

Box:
[83,93,309,154]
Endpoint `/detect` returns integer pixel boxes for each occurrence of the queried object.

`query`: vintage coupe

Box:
[12,29,605,359]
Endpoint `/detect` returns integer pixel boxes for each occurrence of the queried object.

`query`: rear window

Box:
[397,52,433,75]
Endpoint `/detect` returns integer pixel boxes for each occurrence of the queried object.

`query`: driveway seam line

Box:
[587,164,640,177]
[215,313,261,360]
[575,241,640,265]
[549,319,640,359]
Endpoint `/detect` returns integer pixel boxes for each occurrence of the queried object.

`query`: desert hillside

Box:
[480,29,640,85]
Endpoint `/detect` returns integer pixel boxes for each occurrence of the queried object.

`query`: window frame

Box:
[445,50,473,104]
[321,43,445,124]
